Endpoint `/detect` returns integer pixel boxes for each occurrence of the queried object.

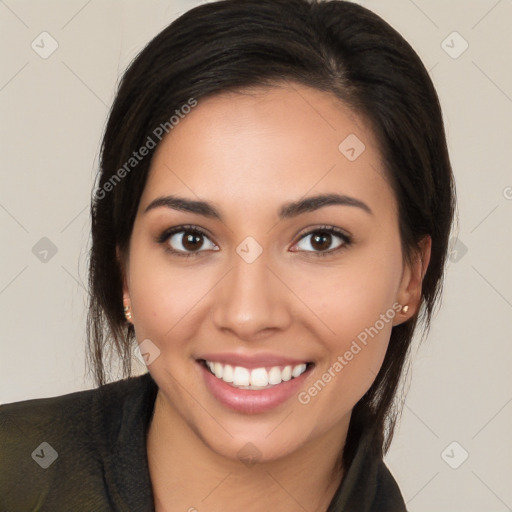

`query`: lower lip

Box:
[198,361,312,414]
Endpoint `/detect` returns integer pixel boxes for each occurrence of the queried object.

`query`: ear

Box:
[393,235,432,326]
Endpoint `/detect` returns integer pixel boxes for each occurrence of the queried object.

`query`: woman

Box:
[0,0,455,510]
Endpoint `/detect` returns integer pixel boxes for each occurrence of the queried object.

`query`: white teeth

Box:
[281,365,292,381]
[214,362,223,379]
[222,364,234,383]
[292,363,307,378]
[268,366,282,385]
[233,366,250,386]
[204,360,308,389]
[250,368,269,387]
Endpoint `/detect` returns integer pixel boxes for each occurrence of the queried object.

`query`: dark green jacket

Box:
[0,372,407,511]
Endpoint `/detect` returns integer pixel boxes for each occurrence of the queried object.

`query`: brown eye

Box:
[168,230,216,253]
[158,226,218,257]
[293,227,351,256]
[310,232,332,251]
[181,232,204,251]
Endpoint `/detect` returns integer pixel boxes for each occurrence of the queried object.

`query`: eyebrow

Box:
[143,192,373,220]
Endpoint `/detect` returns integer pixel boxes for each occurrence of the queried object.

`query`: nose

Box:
[211,254,292,342]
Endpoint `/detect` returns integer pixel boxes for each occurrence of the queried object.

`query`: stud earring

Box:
[123,299,132,322]
[401,304,409,314]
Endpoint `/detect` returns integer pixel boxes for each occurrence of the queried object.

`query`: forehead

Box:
[140,82,394,218]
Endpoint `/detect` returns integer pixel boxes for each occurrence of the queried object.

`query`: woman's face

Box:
[122,82,424,463]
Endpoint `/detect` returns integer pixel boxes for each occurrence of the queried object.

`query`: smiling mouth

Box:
[198,359,314,390]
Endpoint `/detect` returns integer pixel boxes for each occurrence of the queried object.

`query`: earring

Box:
[401,304,409,314]
[123,299,132,322]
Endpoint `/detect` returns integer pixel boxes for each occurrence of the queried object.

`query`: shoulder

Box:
[0,373,150,447]
[328,426,407,511]
[0,372,155,511]
[371,459,407,512]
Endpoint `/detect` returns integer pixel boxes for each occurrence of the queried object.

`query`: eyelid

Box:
[291,225,352,256]
[156,224,353,258]
[155,224,214,244]
[155,224,218,258]
[294,224,352,242]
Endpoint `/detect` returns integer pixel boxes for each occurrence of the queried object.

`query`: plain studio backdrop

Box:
[0,1,511,511]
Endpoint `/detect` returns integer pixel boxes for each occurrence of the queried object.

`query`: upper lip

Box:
[198,352,312,369]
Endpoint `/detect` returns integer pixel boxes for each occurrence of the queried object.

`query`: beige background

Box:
[1,1,511,510]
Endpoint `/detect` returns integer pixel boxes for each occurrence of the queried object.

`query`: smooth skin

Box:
[120,81,431,512]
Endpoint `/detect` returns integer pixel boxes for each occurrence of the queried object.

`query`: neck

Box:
[147,390,349,512]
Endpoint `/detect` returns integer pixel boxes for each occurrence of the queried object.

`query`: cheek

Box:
[294,245,402,397]
[127,241,208,343]
[300,248,402,342]
[297,268,400,416]
[298,330,390,422]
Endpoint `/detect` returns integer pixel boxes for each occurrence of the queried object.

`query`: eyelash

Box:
[155,224,353,259]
